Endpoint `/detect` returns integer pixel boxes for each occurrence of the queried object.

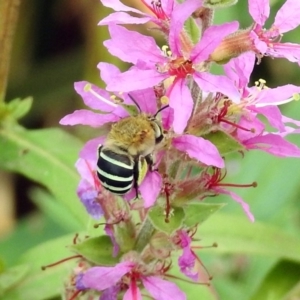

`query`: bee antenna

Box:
[154,105,169,118]
[128,94,142,113]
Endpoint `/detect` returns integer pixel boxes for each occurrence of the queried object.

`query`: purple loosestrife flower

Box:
[75,158,103,220]
[249,0,300,63]
[222,52,300,157]
[103,20,240,134]
[76,259,186,300]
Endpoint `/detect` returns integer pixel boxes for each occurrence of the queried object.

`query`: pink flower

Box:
[77,260,186,300]
[103,20,239,133]
[249,0,300,63]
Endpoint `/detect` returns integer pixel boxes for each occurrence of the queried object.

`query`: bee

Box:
[97,96,168,197]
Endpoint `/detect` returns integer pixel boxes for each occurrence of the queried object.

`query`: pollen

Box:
[162,45,172,57]
[161,95,169,105]
[254,78,268,90]
[293,93,300,101]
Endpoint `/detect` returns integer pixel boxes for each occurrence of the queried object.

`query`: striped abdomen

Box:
[97,146,134,194]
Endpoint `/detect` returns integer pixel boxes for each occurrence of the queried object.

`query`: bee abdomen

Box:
[97,147,134,194]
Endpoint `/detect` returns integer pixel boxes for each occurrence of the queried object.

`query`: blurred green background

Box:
[0,0,300,299]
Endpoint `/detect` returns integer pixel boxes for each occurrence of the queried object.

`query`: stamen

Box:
[217,181,257,188]
[165,273,210,286]
[69,290,82,300]
[84,83,118,108]
[191,249,213,281]
[41,255,82,270]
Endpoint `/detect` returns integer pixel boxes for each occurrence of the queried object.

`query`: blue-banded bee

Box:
[97,97,168,196]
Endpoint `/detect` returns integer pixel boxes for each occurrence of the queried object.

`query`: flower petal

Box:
[123,281,142,300]
[142,276,186,300]
[224,52,255,91]
[106,68,166,92]
[253,106,285,132]
[172,134,224,168]
[191,21,239,63]
[248,0,270,25]
[101,0,143,14]
[139,171,162,208]
[214,187,254,222]
[169,78,193,134]
[59,109,119,127]
[81,262,134,291]
[79,137,106,161]
[74,81,117,112]
[256,84,300,107]
[194,72,240,103]
[169,0,203,56]
[104,25,163,65]
[99,12,151,25]
[244,133,300,157]
[274,0,300,33]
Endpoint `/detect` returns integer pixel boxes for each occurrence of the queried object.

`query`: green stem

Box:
[0,0,21,102]
[134,217,154,252]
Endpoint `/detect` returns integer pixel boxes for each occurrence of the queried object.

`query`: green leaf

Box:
[249,260,300,300]
[0,265,29,296]
[204,0,238,8]
[203,130,245,155]
[148,206,185,234]
[4,234,76,300]
[198,213,300,262]
[183,203,225,227]
[0,126,87,226]
[30,188,82,231]
[7,97,33,120]
[70,235,120,265]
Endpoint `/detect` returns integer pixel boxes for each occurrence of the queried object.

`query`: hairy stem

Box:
[0,0,21,101]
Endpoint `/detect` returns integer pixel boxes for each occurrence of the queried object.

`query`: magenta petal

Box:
[178,246,198,281]
[215,187,254,222]
[244,134,300,157]
[191,21,239,63]
[106,69,166,92]
[104,25,163,64]
[172,135,224,168]
[253,106,285,132]
[248,0,270,25]
[270,42,300,63]
[169,0,203,56]
[142,276,186,300]
[169,78,193,134]
[101,0,143,14]
[98,62,121,86]
[224,52,255,89]
[82,262,134,291]
[75,158,95,185]
[193,72,240,103]
[79,137,106,161]
[274,0,300,33]
[130,89,157,115]
[99,12,151,25]
[139,171,162,208]
[60,110,119,127]
[256,84,300,106]
[74,81,116,112]
[123,281,142,300]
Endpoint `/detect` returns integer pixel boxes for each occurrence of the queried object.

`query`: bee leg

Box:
[133,157,140,199]
[145,154,157,172]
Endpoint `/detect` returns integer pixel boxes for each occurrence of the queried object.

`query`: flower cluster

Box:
[60,0,300,299]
